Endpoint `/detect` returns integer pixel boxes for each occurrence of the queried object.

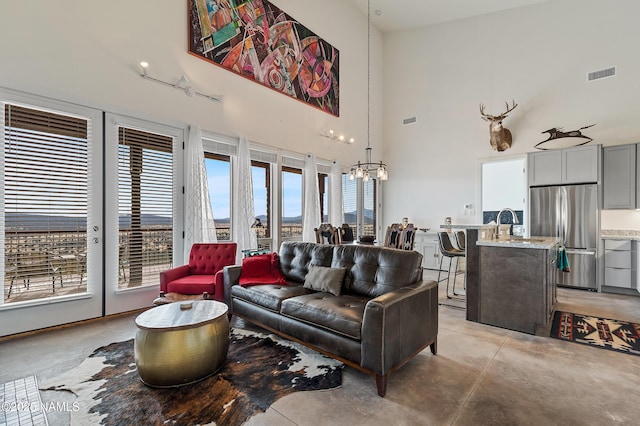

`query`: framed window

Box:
[318,173,328,222]
[204,153,231,241]
[117,127,173,289]
[2,104,90,302]
[363,178,377,237]
[281,166,302,238]
[342,174,357,230]
[252,161,270,240]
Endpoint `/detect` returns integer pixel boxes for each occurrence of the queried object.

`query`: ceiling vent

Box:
[587,66,616,82]
[403,116,417,125]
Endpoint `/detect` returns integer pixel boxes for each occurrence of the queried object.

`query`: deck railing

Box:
[3,227,173,302]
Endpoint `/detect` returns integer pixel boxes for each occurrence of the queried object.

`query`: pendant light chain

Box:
[367,0,371,152]
[348,0,388,181]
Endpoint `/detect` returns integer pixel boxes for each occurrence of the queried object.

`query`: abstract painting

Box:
[188,0,340,116]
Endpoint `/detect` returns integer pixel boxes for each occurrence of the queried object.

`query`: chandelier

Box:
[348,0,388,182]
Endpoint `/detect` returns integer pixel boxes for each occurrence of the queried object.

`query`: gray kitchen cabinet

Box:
[528,145,600,187]
[528,150,562,186]
[603,144,636,209]
[563,145,601,184]
[603,239,635,289]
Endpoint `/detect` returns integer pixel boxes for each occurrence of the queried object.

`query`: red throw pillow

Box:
[239,252,287,286]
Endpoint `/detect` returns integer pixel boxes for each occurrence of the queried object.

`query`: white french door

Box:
[104,113,183,315]
[0,89,103,336]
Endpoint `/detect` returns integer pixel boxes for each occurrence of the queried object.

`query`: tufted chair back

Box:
[189,243,237,275]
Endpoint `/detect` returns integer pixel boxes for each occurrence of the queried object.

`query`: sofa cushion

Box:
[303,265,347,296]
[166,274,216,295]
[231,283,311,312]
[279,242,334,283]
[280,293,368,340]
[239,252,287,286]
[331,245,423,298]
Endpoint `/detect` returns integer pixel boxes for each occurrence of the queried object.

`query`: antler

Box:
[480,101,517,120]
[480,103,491,119]
[501,100,518,117]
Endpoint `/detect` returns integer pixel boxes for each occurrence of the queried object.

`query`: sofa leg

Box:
[430,338,437,355]
[375,374,388,397]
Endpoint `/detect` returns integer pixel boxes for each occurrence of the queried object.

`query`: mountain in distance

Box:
[5,213,172,231]
[216,209,374,225]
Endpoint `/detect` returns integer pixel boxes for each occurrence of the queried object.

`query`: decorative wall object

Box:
[535,125,595,150]
[188,0,340,116]
[479,100,518,152]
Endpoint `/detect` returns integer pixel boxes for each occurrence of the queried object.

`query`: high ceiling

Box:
[349,0,551,33]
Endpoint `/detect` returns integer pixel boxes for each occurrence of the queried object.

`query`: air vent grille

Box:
[587,66,616,82]
[403,116,417,125]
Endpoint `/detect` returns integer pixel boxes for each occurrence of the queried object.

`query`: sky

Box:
[205,158,302,220]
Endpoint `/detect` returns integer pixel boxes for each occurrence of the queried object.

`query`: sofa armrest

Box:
[159,264,191,292]
[223,265,243,308]
[360,279,438,376]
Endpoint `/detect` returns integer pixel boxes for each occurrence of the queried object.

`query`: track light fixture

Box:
[320,129,355,144]
[138,61,222,102]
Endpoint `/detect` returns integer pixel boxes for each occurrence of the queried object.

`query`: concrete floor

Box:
[1,269,639,425]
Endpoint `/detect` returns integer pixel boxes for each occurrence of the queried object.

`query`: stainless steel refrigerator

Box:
[529,184,598,290]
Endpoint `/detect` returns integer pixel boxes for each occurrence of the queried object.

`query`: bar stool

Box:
[455,230,466,251]
[454,230,467,290]
[437,232,465,299]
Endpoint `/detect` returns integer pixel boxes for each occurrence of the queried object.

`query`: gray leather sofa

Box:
[223,241,438,396]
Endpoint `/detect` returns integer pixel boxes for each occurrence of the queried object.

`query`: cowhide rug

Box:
[41,328,343,426]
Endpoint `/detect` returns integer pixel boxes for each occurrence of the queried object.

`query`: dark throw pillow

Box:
[239,252,287,286]
[303,264,347,296]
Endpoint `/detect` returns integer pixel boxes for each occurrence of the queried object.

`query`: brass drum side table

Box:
[134,300,229,387]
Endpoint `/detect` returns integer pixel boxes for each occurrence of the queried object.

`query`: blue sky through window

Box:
[205,158,302,219]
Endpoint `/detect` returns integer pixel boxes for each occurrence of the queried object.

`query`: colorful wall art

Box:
[189,0,340,117]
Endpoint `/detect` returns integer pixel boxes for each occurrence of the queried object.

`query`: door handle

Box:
[565,249,595,255]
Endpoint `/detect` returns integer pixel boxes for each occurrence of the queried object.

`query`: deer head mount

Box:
[480,100,518,152]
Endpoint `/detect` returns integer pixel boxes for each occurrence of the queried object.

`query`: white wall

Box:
[382,0,640,230]
[0,0,383,168]
[482,159,526,212]
[3,1,640,232]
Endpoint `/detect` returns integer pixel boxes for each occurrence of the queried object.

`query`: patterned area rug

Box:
[40,328,343,425]
[550,311,640,356]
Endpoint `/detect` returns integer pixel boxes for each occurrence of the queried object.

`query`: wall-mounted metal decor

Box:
[188,0,340,117]
[535,124,595,150]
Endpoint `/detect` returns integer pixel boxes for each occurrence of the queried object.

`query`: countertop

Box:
[440,224,495,230]
[476,236,560,250]
[601,230,640,240]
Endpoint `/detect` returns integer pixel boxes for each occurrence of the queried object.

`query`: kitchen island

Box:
[476,236,560,334]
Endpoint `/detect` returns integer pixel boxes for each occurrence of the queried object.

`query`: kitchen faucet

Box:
[496,208,520,225]
[496,208,519,238]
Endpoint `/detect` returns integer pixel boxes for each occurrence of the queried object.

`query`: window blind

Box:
[118,126,173,288]
[342,174,357,230]
[3,103,89,298]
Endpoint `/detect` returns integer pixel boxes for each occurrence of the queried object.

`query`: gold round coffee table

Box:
[134,300,229,387]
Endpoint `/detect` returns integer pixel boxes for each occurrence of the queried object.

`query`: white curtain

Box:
[184,125,216,263]
[302,154,321,242]
[234,136,257,263]
[329,160,343,226]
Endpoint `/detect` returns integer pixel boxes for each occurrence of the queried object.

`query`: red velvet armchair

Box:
[160,243,237,302]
